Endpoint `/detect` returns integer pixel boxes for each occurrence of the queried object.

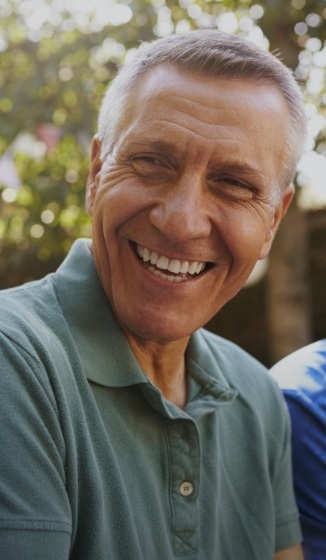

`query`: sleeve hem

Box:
[276,517,302,551]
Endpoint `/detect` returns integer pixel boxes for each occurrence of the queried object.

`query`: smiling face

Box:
[87,65,293,345]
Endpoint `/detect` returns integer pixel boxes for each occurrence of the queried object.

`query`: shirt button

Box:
[179,481,194,497]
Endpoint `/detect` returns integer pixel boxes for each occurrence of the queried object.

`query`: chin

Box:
[125,315,196,345]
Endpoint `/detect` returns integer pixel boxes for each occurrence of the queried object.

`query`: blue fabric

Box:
[271,340,326,560]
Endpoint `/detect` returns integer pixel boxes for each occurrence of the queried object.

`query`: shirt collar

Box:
[54,239,238,410]
[55,239,148,388]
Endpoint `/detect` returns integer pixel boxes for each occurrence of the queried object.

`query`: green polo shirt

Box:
[0,239,301,559]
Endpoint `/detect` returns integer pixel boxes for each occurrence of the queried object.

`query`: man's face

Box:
[87,65,293,344]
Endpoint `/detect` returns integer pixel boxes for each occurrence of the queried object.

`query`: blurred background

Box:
[0,0,325,366]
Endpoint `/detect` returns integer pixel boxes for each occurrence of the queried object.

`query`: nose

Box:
[149,173,212,243]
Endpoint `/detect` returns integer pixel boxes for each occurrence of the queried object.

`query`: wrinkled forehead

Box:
[119,64,290,151]
[133,63,286,109]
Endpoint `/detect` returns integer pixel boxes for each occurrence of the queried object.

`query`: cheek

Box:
[95,174,174,247]
[218,206,272,260]
[93,174,144,228]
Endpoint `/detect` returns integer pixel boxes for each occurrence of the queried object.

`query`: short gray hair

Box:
[98,29,307,187]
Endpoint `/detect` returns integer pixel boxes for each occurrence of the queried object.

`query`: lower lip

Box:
[145,263,189,283]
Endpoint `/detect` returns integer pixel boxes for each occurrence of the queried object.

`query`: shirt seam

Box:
[0,520,71,534]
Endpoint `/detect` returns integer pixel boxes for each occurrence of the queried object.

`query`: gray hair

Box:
[98,29,307,187]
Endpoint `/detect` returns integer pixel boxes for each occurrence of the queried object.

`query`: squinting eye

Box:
[132,156,164,168]
[223,177,249,189]
[130,155,175,180]
[211,177,256,200]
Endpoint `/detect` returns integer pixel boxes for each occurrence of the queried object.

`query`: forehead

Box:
[132,64,287,114]
[118,65,290,166]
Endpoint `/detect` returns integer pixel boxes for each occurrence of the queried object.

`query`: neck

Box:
[126,335,189,409]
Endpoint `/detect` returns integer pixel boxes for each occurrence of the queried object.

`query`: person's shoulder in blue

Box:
[270,339,326,560]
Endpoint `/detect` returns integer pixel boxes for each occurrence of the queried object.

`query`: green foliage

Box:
[0,134,91,286]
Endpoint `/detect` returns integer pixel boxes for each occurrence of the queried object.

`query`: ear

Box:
[86,135,102,215]
[259,183,294,260]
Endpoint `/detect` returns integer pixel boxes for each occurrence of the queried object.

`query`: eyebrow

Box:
[214,162,266,178]
[127,139,180,155]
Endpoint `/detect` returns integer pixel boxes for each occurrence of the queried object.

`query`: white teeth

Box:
[157,255,169,270]
[188,261,198,274]
[150,251,158,265]
[136,244,206,280]
[180,261,189,274]
[143,247,151,262]
[149,266,186,283]
[168,260,181,274]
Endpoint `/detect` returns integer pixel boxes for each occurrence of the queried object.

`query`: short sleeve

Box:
[0,332,72,559]
[272,399,302,550]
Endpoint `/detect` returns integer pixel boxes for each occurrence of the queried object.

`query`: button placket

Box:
[166,419,200,554]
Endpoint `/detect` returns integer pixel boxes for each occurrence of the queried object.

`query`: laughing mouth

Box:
[135,244,207,283]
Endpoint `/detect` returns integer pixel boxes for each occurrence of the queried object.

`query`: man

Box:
[271,339,326,560]
[0,30,305,559]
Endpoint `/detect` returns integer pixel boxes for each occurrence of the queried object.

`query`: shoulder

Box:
[191,327,285,410]
[0,279,65,429]
[0,274,56,314]
[270,339,326,404]
[0,275,60,351]
[191,329,292,476]
[0,274,76,383]
[0,273,85,427]
[199,327,266,369]
[195,327,269,380]
[271,343,326,533]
